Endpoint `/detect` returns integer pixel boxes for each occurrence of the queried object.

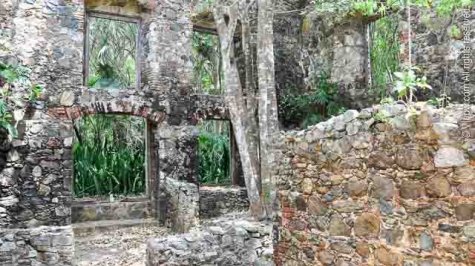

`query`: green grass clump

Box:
[73,115,146,198]
[198,121,231,185]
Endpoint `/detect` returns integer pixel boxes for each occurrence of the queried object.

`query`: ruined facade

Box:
[0,0,235,264]
[0,0,474,265]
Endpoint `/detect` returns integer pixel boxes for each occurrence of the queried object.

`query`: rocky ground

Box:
[74,224,170,266]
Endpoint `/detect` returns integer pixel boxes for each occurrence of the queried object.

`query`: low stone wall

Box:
[72,200,151,223]
[0,226,74,266]
[158,178,199,233]
[274,103,475,265]
[199,186,249,219]
[147,216,273,265]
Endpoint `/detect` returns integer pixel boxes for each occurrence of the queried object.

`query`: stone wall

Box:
[158,177,199,233]
[72,200,151,223]
[274,103,475,265]
[0,226,73,266]
[147,215,273,265]
[0,0,202,264]
[199,186,249,219]
[402,8,475,102]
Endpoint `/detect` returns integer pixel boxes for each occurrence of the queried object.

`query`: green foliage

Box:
[373,110,390,123]
[315,0,474,24]
[370,14,401,98]
[427,95,451,107]
[0,62,41,139]
[351,0,402,17]
[413,0,475,16]
[73,115,146,198]
[279,73,345,128]
[29,84,43,102]
[197,121,230,185]
[393,66,432,102]
[0,99,17,138]
[87,17,138,89]
[449,24,462,39]
[192,31,222,94]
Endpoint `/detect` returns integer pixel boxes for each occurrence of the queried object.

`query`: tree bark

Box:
[257,0,278,218]
[213,4,265,219]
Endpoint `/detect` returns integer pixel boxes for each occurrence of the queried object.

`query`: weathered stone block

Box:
[354,213,380,238]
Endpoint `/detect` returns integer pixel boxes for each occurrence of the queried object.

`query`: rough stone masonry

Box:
[274,103,475,265]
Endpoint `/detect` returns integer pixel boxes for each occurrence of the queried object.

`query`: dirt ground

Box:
[74,224,170,266]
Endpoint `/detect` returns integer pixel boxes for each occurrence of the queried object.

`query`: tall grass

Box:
[197,121,231,185]
[370,14,400,98]
[73,115,146,198]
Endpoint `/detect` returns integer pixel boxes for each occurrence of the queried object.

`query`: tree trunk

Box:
[257,0,278,218]
[213,4,265,219]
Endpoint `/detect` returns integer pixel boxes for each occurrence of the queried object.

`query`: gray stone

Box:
[328,216,351,236]
[371,175,395,200]
[432,122,458,143]
[462,225,475,239]
[345,179,368,197]
[32,166,42,177]
[458,182,475,196]
[59,91,75,106]
[419,232,433,251]
[6,150,20,162]
[346,120,361,135]
[342,110,359,123]
[434,147,468,167]
[395,147,423,170]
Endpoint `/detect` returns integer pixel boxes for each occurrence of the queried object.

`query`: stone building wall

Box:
[404,8,475,103]
[199,186,249,219]
[0,0,206,263]
[147,215,273,265]
[0,226,73,266]
[274,103,475,265]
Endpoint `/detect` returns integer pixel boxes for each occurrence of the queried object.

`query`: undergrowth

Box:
[197,121,231,185]
[279,73,346,129]
[73,115,146,198]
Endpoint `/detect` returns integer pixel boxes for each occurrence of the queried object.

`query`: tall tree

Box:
[257,0,278,217]
[213,0,278,219]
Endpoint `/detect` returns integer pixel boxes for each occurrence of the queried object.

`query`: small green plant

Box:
[29,84,43,102]
[0,99,17,138]
[449,24,462,39]
[393,67,432,103]
[373,110,390,123]
[427,95,451,108]
[279,73,345,128]
[0,62,40,139]
[380,97,395,104]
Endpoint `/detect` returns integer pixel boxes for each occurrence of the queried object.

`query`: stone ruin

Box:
[0,0,474,265]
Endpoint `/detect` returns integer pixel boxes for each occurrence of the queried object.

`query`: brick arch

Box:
[48,100,166,123]
[191,106,229,124]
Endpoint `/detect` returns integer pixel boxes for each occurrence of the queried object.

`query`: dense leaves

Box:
[370,14,400,98]
[279,73,345,128]
[87,17,138,89]
[197,121,231,185]
[73,115,146,198]
[192,31,223,94]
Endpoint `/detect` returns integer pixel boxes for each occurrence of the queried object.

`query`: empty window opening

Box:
[85,13,140,90]
[192,31,223,95]
[197,120,232,185]
[72,115,147,199]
